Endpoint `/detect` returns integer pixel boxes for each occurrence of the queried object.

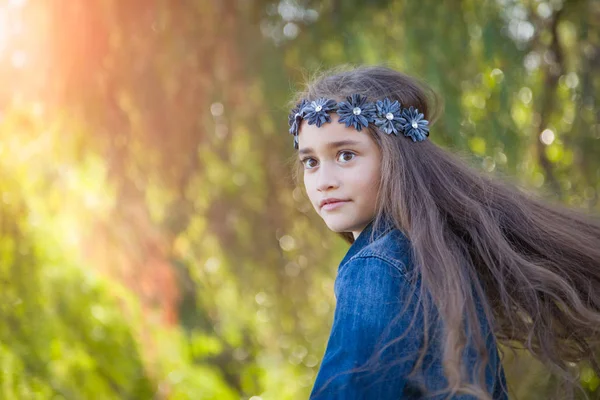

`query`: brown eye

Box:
[337,151,355,163]
[301,158,318,169]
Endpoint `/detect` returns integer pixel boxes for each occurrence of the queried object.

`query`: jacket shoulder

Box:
[347,228,413,272]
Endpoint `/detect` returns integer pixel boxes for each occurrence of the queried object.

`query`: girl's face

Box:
[297,114,382,239]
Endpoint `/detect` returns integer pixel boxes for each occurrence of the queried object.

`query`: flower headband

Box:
[288,94,430,149]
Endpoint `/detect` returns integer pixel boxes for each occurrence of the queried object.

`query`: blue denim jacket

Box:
[309,219,508,399]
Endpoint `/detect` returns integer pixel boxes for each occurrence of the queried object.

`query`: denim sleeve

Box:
[309,255,423,399]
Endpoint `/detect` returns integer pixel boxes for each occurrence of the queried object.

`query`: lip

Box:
[319,198,350,211]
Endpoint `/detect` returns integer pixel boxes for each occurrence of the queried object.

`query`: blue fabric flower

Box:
[336,94,377,131]
[286,94,431,148]
[374,98,405,136]
[288,99,309,136]
[400,106,429,142]
[303,98,337,127]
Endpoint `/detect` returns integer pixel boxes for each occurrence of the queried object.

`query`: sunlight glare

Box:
[0,8,8,54]
[8,0,27,8]
[10,49,26,68]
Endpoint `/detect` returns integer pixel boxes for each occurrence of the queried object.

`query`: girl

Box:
[288,65,600,399]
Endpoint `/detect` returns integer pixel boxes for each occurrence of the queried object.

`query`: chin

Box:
[323,217,356,233]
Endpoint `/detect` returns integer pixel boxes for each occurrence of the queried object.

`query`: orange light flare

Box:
[0,0,54,107]
[1,0,28,59]
[0,8,8,58]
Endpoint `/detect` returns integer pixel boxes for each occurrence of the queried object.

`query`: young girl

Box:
[288,65,600,399]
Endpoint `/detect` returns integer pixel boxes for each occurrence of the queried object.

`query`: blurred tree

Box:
[0,160,154,398]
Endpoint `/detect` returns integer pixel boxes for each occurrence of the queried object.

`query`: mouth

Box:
[320,199,350,211]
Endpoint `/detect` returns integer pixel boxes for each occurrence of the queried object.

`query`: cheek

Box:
[353,166,380,189]
[303,174,317,201]
[352,166,381,201]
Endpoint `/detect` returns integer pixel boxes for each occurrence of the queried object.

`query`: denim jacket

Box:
[309,219,508,399]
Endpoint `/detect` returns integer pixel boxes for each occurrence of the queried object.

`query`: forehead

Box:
[297,114,373,150]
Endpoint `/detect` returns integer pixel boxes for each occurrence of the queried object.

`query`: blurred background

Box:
[0,0,599,399]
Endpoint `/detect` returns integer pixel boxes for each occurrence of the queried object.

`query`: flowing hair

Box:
[290,65,600,399]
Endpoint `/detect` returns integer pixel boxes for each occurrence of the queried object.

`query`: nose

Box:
[315,162,340,192]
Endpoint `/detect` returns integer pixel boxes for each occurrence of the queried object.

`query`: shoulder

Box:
[332,227,419,317]
[334,229,418,306]
[346,228,413,274]
[332,247,422,333]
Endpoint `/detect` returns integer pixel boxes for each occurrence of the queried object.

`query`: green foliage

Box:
[0,168,153,399]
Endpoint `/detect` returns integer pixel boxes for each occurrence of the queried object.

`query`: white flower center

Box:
[411,121,419,129]
[315,105,322,112]
[385,112,394,120]
[353,107,361,115]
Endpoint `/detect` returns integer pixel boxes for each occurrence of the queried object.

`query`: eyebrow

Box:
[298,140,363,156]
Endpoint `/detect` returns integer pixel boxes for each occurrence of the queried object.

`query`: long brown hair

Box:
[290,65,600,399]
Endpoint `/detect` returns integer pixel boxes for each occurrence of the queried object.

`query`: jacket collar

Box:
[339,215,395,266]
